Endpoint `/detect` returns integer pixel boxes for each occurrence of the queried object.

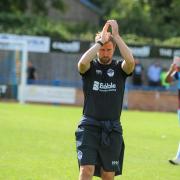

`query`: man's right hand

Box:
[100,23,111,44]
[107,20,119,38]
[170,63,176,72]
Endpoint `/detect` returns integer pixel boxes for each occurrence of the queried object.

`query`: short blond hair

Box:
[95,32,116,47]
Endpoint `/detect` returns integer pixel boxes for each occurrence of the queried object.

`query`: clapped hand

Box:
[107,20,119,37]
[100,23,111,44]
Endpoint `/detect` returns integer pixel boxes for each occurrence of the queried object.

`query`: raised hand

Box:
[100,23,111,44]
[107,20,119,37]
[170,63,177,72]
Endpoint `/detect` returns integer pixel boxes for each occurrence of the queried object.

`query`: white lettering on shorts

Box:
[112,161,119,166]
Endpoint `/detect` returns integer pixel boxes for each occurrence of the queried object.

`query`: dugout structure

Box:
[0,39,28,103]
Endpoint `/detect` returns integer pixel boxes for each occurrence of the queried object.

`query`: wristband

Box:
[96,40,104,46]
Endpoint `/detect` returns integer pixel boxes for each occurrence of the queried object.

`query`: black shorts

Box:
[75,125,125,177]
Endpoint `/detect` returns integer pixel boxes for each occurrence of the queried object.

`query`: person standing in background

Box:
[147,62,161,87]
[27,61,37,84]
[132,59,144,86]
[165,57,180,165]
[160,67,170,89]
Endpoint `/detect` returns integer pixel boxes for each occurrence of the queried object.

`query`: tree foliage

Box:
[0,0,66,15]
[91,0,180,40]
[0,0,180,46]
[0,0,68,38]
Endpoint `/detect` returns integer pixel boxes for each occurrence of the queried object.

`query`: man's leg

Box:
[169,106,180,165]
[101,169,115,180]
[169,142,180,165]
[79,165,95,180]
[175,142,180,160]
[177,109,180,125]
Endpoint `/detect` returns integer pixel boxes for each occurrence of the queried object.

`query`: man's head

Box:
[28,61,33,67]
[95,32,116,65]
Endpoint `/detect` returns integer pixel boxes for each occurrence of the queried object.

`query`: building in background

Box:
[48,0,101,26]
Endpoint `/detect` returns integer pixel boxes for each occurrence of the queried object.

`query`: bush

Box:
[0,13,180,47]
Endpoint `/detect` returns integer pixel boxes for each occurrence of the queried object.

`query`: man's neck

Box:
[98,58,112,65]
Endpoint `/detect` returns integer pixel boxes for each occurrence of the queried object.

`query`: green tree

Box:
[91,0,180,39]
[0,0,66,15]
[0,0,67,38]
[140,0,180,38]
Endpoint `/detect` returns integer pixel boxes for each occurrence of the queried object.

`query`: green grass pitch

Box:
[0,103,179,179]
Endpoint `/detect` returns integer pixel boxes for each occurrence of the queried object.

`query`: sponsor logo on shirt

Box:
[96,69,102,75]
[93,81,116,92]
[93,81,100,91]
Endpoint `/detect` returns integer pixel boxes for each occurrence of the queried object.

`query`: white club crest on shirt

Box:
[107,69,114,77]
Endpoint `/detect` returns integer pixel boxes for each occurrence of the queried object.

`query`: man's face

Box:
[97,41,115,65]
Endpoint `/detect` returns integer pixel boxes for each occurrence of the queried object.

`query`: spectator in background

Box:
[147,62,161,87]
[165,58,180,165]
[132,59,144,86]
[160,67,170,89]
[27,61,37,84]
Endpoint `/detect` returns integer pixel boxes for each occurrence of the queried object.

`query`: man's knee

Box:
[79,165,94,179]
[101,171,115,180]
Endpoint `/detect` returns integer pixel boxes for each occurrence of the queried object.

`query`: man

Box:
[147,61,162,87]
[132,59,144,86]
[165,58,180,165]
[75,20,134,180]
[27,61,37,84]
[160,67,170,89]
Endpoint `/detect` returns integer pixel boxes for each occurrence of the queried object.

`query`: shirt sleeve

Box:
[173,72,178,80]
[117,60,133,78]
[79,61,93,77]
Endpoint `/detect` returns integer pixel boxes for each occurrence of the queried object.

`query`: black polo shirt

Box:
[80,59,130,120]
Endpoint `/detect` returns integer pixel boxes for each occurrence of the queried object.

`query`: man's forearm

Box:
[114,35,134,73]
[78,43,101,73]
[165,69,174,83]
[114,35,134,64]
